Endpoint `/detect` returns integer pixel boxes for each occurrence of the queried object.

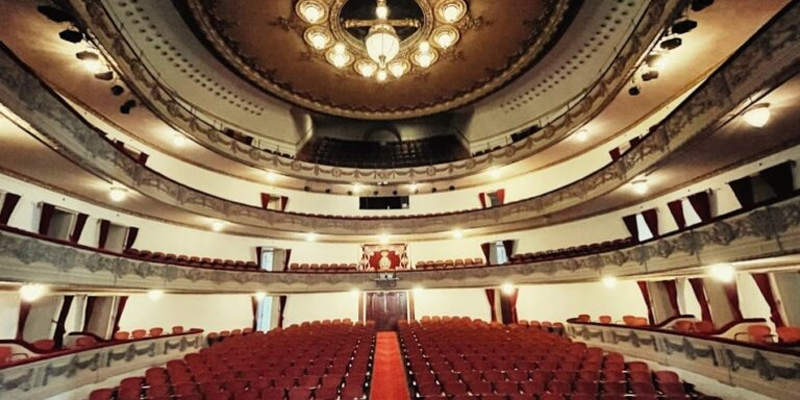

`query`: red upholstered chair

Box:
[313,386,338,399]
[494,380,519,395]
[88,389,115,400]
[777,326,800,344]
[540,394,565,400]
[743,324,775,344]
[628,371,652,383]
[150,327,164,337]
[631,381,657,395]
[205,392,233,400]
[577,314,591,323]
[75,336,96,348]
[287,387,312,400]
[655,370,681,383]
[131,329,147,339]
[31,339,55,351]
[598,315,613,324]
[0,346,12,365]
[233,390,258,400]
[628,361,650,372]
[546,380,572,394]
[172,326,185,334]
[114,331,131,341]
[260,388,285,400]
[468,380,493,395]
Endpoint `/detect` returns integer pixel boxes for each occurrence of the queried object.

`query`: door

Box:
[365,292,408,331]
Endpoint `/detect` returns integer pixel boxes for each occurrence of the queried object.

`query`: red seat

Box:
[31,339,55,351]
[131,329,147,339]
[88,389,114,400]
[287,387,312,400]
[777,326,800,343]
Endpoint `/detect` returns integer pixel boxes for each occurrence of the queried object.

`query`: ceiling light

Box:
[413,286,424,294]
[439,0,467,23]
[366,24,401,66]
[306,232,317,242]
[265,171,278,183]
[501,283,515,295]
[297,0,325,24]
[742,103,771,128]
[352,183,363,194]
[574,129,589,142]
[327,45,353,68]
[109,186,128,202]
[379,234,390,245]
[148,289,164,301]
[452,229,463,239]
[602,276,618,288]
[211,220,225,232]
[488,167,502,179]
[645,53,668,71]
[631,179,649,195]
[660,37,682,51]
[709,264,736,283]
[305,28,331,50]
[254,291,267,301]
[376,69,388,82]
[19,284,48,302]
[433,27,459,49]
[376,1,389,19]
[173,134,186,147]
[408,182,418,192]
[59,28,83,43]
[419,41,431,52]
[356,60,378,78]
[350,288,361,297]
[414,51,435,68]
[79,59,104,74]
[388,61,409,78]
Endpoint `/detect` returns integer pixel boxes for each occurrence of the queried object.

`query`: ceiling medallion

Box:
[296,0,468,82]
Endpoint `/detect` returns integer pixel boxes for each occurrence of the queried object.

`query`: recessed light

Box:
[602,276,618,288]
[709,264,736,283]
[148,290,164,301]
[173,134,186,147]
[379,234,390,245]
[19,284,48,302]
[109,186,128,202]
[452,229,463,239]
[501,283,515,295]
[306,232,317,242]
[631,179,648,195]
[254,292,267,301]
[574,129,589,142]
[742,104,770,128]
[211,220,225,232]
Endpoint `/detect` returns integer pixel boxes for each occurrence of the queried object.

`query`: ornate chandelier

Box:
[295,0,468,82]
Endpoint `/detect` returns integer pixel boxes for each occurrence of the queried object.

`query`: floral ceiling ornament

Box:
[295,0,468,82]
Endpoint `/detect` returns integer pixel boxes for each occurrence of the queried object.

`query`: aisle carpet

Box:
[370,332,411,399]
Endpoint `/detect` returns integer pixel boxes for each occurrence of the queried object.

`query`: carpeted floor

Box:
[370,332,411,400]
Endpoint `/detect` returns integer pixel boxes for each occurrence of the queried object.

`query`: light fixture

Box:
[433,26,459,49]
[602,276,618,288]
[452,229,463,239]
[709,264,736,283]
[173,134,186,147]
[148,289,164,301]
[352,183,363,194]
[412,286,424,294]
[254,291,267,301]
[379,234,390,245]
[19,284,48,302]
[742,103,771,128]
[631,179,649,195]
[75,51,104,74]
[350,288,361,297]
[501,283,515,295]
[376,69,388,82]
[388,61,409,78]
[356,60,378,78]
[645,53,668,71]
[574,129,589,142]
[327,44,353,68]
[412,43,438,69]
[438,0,467,23]
[365,24,401,66]
[296,0,326,24]
[487,167,502,179]
[304,27,332,50]
[211,220,225,232]
[408,182,418,192]
[109,186,128,202]
[375,0,389,19]
[306,232,317,242]
[265,171,278,183]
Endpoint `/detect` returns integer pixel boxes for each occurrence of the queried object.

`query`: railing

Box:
[565,321,800,400]
[0,330,204,400]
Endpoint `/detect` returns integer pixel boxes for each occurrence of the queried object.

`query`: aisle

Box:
[370,332,411,399]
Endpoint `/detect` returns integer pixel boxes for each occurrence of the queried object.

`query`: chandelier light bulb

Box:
[109,186,128,202]
[743,104,771,128]
[376,69,388,82]
[441,1,466,23]
[309,32,329,50]
[435,30,456,49]
[19,284,48,302]
[299,2,324,23]
[376,4,389,19]
[333,43,346,54]
[366,24,401,66]
[388,62,407,78]
[419,41,431,52]
[416,52,434,68]
[331,52,348,68]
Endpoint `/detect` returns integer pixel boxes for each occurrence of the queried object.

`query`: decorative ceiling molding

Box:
[1,1,798,238]
[70,0,678,185]
[1,194,798,293]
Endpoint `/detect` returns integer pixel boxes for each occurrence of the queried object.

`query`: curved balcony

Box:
[1,192,798,294]
[0,3,798,239]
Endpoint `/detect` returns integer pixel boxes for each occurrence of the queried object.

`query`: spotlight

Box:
[628,86,641,96]
[265,171,278,183]
[672,19,698,35]
[413,286,424,294]
[501,283,515,295]
[660,37,682,51]
[59,28,83,43]
[691,0,714,12]
[109,186,128,202]
[37,5,74,23]
[602,276,618,288]
[94,71,114,81]
[111,85,125,96]
[148,290,164,301]
[352,183,363,194]
[742,103,771,128]
[120,99,137,114]
[19,284,48,302]
[641,70,659,82]
[709,264,735,283]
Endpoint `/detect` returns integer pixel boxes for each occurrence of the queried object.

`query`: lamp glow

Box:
[452,229,463,239]
[306,232,317,242]
[433,28,458,49]
[379,234,390,245]
[309,31,330,50]
[631,179,649,195]
[19,284,48,302]
[173,134,186,147]
[356,60,378,78]
[352,183,363,194]
[265,171,278,183]
[211,220,225,232]
[575,129,589,142]
[148,290,164,301]
[501,283,515,295]
[350,288,361,297]
[743,104,771,128]
[365,24,400,66]
[376,3,389,19]
[298,1,324,23]
[602,276,618,288]
[440,1,466,23]
[254,291,267,301]
[376,69,388,82]
[408,182,418,192]
[709,264,736,283]
[109,186,128,202]
[388,61,408,78]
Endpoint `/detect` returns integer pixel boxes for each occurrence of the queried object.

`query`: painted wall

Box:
[118,294,254,333]
[516,281,649,323]
[413,288,492,321]
[282,292,360,327]
[0,292,20,339]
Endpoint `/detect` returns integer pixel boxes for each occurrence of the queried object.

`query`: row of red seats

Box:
[575,315,649,327]
[88,320,376,400]
[509,238,635,264]
[415,259,486,270]
[125,249,258,271]
[288,263,359,272]
[400,317,721,400]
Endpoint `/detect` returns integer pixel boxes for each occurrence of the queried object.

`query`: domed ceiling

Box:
[182,0,582,119]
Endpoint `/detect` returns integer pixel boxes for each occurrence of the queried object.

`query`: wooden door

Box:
[365,292,408,331]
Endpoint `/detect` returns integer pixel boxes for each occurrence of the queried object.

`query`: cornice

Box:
[68,0,679,185]
[1,194,799,294]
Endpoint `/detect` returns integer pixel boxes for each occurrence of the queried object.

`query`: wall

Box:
[516,281,648,323]
[118,294,254,333]
[0,292,20,339]
[774,271,800,326]
[282,292,359,327]
[412,288,492,321]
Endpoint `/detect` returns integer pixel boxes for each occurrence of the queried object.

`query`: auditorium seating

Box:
[400,317,721,399]
[88,321,375,400]
[297,135,470,169]
[508,238,635,264]
[288,263,360,272]
[125,249,259,271]
[414,258,486,270]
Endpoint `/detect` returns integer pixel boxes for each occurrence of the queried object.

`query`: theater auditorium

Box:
[0,0,799,399]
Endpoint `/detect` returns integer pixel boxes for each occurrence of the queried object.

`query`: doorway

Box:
[365,292,408,331]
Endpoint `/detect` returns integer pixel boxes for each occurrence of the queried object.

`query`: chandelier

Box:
[295,0,468,82]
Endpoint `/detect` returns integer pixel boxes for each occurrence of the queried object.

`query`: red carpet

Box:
[370,332,411,400]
